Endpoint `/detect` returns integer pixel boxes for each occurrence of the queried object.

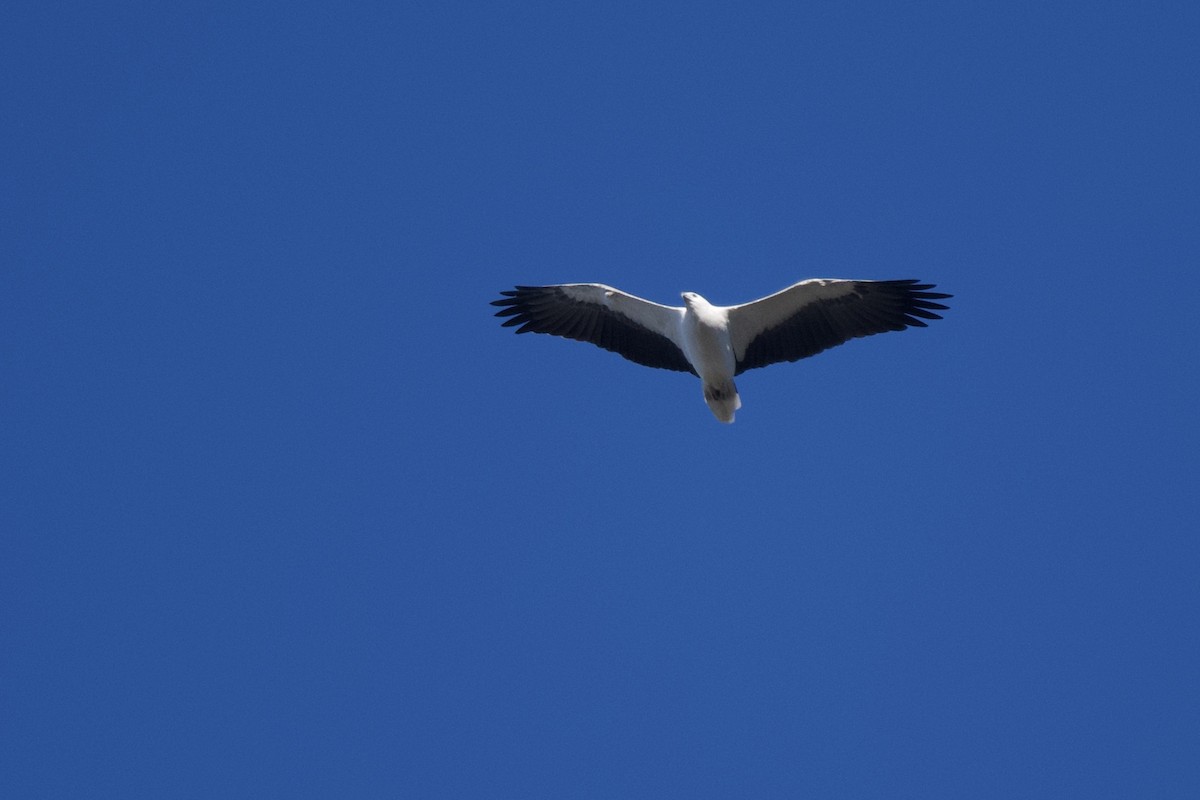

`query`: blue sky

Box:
[3,0,1198,796]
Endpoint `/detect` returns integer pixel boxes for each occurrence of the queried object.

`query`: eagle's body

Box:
[492,278,951,422]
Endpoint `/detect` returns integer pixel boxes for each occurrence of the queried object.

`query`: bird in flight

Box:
[492,278,951,423]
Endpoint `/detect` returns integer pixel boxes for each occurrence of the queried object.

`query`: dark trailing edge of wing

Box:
[492,286,696,374]
[735,279,951,375]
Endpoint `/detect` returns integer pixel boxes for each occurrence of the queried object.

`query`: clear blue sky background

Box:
[4,1,1198,797]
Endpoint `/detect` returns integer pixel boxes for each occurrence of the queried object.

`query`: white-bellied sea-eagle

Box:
[491,278,951,423]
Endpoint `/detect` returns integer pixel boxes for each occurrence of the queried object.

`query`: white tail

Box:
[703,380,741,423]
